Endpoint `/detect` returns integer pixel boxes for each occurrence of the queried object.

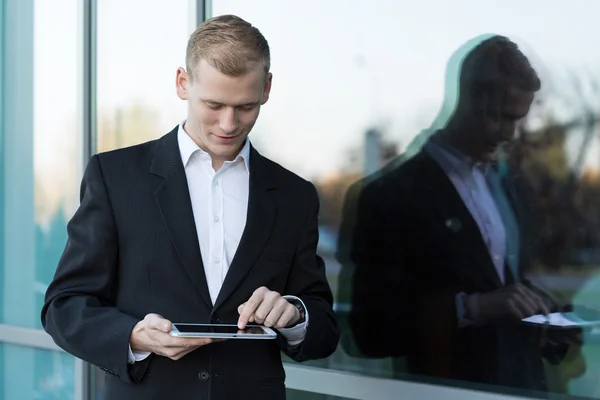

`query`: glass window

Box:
[1,1,79,399]
[0,344,75,400]
[209,1,600,399]
[1,0,82,329]
[96,0,190,153]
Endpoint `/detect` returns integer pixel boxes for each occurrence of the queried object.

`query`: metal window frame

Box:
[0,324,531,400]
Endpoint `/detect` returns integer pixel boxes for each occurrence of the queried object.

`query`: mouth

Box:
[214,134,238,143]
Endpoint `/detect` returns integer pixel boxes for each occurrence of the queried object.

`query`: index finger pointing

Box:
[238,298,261,329]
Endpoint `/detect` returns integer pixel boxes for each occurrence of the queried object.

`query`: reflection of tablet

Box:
[169,323,277,339]
[522,312,600,328]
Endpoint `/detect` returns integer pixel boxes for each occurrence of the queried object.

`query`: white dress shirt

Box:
[129,123,308,363]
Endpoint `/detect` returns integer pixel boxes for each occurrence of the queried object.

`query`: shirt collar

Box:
[177,121,251,172]
[428,135,488,173]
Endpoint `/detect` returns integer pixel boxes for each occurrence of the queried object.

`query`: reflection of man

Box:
[42,15,338,399]
[339,36,572,392]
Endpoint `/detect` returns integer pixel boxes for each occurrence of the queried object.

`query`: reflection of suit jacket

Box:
[337,150,558,393]
[42,128,339,399]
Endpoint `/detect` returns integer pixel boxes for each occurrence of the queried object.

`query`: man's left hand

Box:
[238,287,300,329]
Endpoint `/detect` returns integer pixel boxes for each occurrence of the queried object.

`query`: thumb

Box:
[146,313,172,332]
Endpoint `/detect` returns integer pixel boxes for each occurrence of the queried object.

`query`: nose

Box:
[219,107,238,135]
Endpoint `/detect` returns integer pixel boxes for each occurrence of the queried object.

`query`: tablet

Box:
[169,323,277,339]
[522,312,600,328]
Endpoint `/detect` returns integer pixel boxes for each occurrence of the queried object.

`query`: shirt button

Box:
[214,257,220,264]
[214,179,220,186]
[213,216,220,223]
[199,371,210,381]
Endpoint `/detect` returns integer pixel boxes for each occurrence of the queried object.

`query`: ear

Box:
[261,73,273,105]
[176,67,189,100]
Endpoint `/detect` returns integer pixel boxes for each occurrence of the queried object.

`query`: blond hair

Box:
[186,14,270,80]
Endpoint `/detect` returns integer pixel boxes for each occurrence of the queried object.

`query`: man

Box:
[337,36,576,393]
[42,15,339,399]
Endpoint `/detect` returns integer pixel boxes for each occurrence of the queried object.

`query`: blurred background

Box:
[1,0,600,399]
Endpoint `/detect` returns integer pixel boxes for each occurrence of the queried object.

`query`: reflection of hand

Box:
[237,287,300,329]
[478,283,549,321]
[534,324,583,349]
[130,314,218,361]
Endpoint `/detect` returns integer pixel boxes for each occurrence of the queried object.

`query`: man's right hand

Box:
[130,313,216,361]
[478,283,550,321]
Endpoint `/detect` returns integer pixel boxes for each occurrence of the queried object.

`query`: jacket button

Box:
[199,371,210,381]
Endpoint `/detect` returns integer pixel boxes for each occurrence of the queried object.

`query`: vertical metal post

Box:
[78,0,97,399]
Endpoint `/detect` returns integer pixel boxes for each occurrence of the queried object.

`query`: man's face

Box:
[472,84,535,162]
[176,59,271,167]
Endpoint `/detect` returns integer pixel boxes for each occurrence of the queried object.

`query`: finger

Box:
[507,298,528,320]
[275,303,298,329]
[263,298,289,328]
[253,291,281,325]
[512,288,539,317]
[238,303,246,315]
[516,285,549,315]
[517,285,549,315]
[534,295,550,316]
[164,336,213,348]
[238,301,259,329]
[166,345,203,361]
[518,295,539,317]
[238,291,265,329]
[167,347,194,360]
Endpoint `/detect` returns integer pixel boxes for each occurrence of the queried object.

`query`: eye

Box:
[205,103,222,110]
[239,104,257,112]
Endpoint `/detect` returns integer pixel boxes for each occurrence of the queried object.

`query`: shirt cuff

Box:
[128,345,151,364]
[456,292,484,328]
[456,292,472,328]
[279,295,309,346]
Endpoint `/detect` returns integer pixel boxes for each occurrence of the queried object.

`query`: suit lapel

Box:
[213,148,276,311]
[150,128,212,308]
[417,152,503,288]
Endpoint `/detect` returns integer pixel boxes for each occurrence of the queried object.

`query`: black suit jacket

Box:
[338,150,561,394]
[42,127,339,400]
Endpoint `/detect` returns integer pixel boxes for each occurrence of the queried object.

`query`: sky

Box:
[32,0,600,220]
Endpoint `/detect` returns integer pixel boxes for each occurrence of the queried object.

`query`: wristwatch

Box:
[289,299,306,324]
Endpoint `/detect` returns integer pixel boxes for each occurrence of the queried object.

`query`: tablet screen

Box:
[172,324,265,334]
[522,312,600,327]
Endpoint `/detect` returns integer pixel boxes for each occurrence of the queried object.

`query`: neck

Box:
[437,120,482,162]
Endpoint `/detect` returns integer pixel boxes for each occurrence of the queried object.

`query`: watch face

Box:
[291,300,305,321]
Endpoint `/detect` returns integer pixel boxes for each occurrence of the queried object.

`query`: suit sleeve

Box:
[279,182,340,361]
[41,155,149,383]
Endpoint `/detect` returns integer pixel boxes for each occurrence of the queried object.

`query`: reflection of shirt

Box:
[426,141,507,283]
